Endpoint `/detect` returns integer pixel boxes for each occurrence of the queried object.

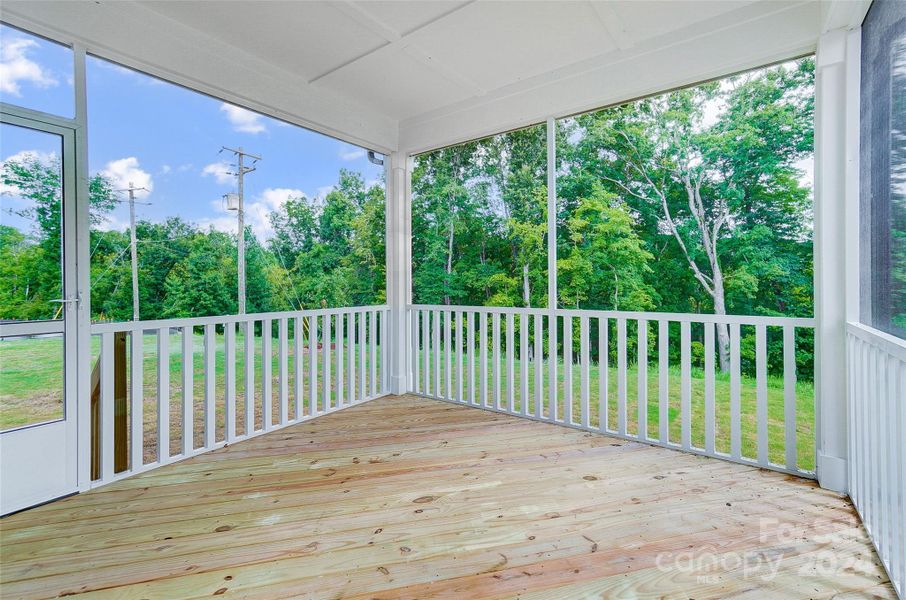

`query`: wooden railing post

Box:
[91,331,128,480]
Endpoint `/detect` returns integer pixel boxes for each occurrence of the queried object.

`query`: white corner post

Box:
[387,150,412,395]
[814,28,857,493]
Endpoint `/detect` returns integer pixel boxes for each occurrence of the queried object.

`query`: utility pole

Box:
[120,182,148,321]
[221,146,260,314]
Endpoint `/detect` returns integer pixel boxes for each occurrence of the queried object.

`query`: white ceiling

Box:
[1,0,868,154]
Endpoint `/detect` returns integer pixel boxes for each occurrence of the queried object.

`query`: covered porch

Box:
[0,0,904,598]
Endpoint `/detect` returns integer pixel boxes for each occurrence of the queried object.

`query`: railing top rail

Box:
[89,305,389,334]
[407,304,815,328]
[847,321,906,361]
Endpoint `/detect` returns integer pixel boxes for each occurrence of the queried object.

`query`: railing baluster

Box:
[422,310,430,396]
[446,311,453,401]
[480,311,488,407]
[520,313,528,416]
[336,314,344,408]
[411,310,419,395]
[182,326,193,454]
[534,313,543,419]
[100,332,114,481]
[378,310,390,394]
[371,310,378,399]
[262,319,272,430]
[309,315,318,416]
[432,309,440,399]
[457,311,464,402]
[382,309,390,394]
[600,317,608,432]
[680,321,691,451]
[278,318,289,423]
[637,319,647,441]
[871,346,880,541]
[468,311,475,404]
[158,327,170,462]
[294,316,303,420]
[730,322,742,460]
[880,353,891,561]
[658,320,668,443]
[783,326,797,470]
[245,321,254,433]
[580,315,590,429]
[756,324,768,465]
[507,312,515,412]
[492,312,501,409]
[548,314,558,422]
[322,314,331,410]
[704,322,716,455]
[359,310,366,402]
[617,318,627,435]
[563,315,573,424]
[348,312,356,404]
[225,322,236,442]
[888,357,900,578]
[131,329,144,469]
[891,361,906,592]
[204,324,215,447]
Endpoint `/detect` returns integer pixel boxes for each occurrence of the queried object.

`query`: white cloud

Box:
[160,164,171,175]
[220,103,267,134]
[100,157,153,199]
[200,187,305,240]
[339,146,365,161]
[94,213,130,232]
[314,185,335,202]
[258,187,304,211]
[0,149,58,197]
[202,161,234,185]
[0,37,58,96]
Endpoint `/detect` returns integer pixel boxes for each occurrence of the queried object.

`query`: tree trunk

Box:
[444,219,454,306]
[522,263,530,308]
[712,268,731,372]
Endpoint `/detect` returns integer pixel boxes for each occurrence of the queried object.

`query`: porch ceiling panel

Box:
[313,43,477,121]
[398,1,619,92]
[141,1,390,82]
[398,0,824,154]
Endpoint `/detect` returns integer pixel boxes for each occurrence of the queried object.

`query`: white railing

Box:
[847,322,906,597]
[90,305,389,487]
[409,305,816,477]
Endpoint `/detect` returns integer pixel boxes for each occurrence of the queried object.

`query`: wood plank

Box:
[0,395,889,600]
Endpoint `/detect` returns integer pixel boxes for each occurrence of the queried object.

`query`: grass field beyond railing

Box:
[0,332,384,464]
[412,348,815,473]
[0,335,814,472]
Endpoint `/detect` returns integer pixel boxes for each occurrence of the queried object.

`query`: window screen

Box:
[861,0,906,339]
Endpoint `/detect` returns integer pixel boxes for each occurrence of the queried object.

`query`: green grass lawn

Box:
[0,332,384,463]
[1,334,814,472]
[412,348,814,472]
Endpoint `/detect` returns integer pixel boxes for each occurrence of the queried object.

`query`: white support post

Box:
[387,151,411,395]
[814,28,853,493]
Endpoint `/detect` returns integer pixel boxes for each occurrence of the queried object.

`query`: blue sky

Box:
[0,23,383,241]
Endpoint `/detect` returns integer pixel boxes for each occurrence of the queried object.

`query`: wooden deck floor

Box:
[0,395,893,599]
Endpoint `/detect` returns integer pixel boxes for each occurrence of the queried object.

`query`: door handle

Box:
[51,297,80,305]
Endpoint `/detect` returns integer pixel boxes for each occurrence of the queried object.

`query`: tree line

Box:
[2,58,814,376]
